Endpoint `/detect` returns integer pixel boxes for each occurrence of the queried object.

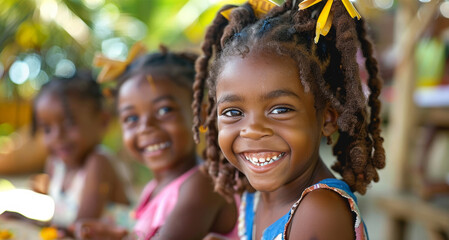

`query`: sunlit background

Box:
[1,0,449,239]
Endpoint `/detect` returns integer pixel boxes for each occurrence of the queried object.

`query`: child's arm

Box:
[74,219,128,240]
[288,189,355,239]
[76,153,116,221]
[153,171,237,240]
[30,157,54,194]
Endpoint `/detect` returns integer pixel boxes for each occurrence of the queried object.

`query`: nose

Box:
[138,115,158,133]
[45,125,65,145]
[240,114,273,139]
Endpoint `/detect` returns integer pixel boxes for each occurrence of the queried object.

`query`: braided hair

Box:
[113,45,198,97]
[192,0,385,198]
[31,71,103,136]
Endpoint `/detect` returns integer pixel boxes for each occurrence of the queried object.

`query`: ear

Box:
[321,105,338,137]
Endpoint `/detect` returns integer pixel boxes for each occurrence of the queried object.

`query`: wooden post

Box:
[387,0,441,192]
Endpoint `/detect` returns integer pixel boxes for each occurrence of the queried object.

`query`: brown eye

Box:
[124,115,138,124]
[271,107,292,114]
[157,106,173,116]
[222,109,242,117]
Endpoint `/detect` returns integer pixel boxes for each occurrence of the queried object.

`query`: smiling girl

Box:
[193,0,386,239]
[76,45,239,240]
[31,72,130,236]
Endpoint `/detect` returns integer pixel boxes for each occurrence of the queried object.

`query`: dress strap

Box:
[283,179,368,240]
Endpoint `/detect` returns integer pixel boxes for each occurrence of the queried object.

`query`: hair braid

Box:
[221,3,257,46]
[192,5,236,143]
[356,19,386,170]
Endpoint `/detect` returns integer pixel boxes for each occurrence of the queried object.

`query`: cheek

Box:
[217,127,234,155]
[121,129,135,149]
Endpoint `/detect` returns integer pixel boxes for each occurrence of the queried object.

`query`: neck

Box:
[259,156,334,208]
[153,151,197,184]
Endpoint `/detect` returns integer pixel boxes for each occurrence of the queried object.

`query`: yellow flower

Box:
[298,0,361,43]
[0,230,13,240]
[39,227,58,240]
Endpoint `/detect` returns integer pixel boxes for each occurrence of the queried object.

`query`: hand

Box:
[202,233,230,240]
[30,173,49,194]
[74,220,128,240]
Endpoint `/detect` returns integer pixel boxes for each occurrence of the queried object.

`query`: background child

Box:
[192,0,386,239]
[31,71,130,235]
[76,44,239,239]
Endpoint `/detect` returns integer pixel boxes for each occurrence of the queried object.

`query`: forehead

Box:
[35,92,96,118]
[217,52,303,94]
[118,74,192,103]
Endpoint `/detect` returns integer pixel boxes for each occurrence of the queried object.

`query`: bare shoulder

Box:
[154,168,235,239]
[180,168,224,205]
[84,151,113,172]
[288,189,355,240]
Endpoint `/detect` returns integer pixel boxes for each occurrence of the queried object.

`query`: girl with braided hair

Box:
[75,44,239,240]
[192,0,385,239]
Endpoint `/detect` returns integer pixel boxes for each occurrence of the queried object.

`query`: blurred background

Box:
[0,0,448,239]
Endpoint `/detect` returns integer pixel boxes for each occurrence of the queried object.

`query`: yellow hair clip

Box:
[298,0,361,43]
[94,41,147,83]
[199,125,208,133]
[220,0,279,20]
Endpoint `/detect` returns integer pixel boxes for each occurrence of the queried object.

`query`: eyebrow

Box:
[262,89,300,101]
[217,89,300,105]
[119,95,176,113]
[217,94,243,105]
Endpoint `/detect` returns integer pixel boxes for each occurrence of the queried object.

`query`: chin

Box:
[247,178,280,192]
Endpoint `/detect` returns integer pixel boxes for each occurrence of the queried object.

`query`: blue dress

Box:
[238,178,369,240]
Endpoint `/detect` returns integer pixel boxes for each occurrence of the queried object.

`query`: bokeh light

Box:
[9,61,30,85]
[0,136,14,154]
[39,0,58,22]
[373,0,394,9]
[54,59,76,78]
[441,1,449,18]
[24,54,42,79]
[101,38,128,60]
[45,46,66,68]
[30,70,50,90]
[82,0,105,9]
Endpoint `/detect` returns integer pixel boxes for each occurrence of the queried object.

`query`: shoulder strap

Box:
[283,179,368,240]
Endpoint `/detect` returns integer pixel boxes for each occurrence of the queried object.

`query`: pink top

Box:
[133,166,239,239]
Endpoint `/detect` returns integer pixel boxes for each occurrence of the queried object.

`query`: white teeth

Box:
[145,142,171,152]
[244,153,284,166]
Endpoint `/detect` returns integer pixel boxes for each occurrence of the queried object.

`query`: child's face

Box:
[216,52,325,192]
[118,75,195,172]
[35,93,106,167]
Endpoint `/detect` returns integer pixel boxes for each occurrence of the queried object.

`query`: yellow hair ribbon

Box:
[249,0,279,19]
[220,0,279,21]
[298,0,361,43]
[199,125,208,133]
[146,74,156,91]
[221,7,236,20]
[94,41,147,83]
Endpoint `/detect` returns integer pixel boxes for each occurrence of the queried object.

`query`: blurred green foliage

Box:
[0,0,246,101]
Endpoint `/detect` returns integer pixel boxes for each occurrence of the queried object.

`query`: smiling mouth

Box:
[242,152,285,166]
[144,141,171,153]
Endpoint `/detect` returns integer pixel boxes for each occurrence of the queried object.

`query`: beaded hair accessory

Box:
[298,0,361,43]
[93,41,147,83]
